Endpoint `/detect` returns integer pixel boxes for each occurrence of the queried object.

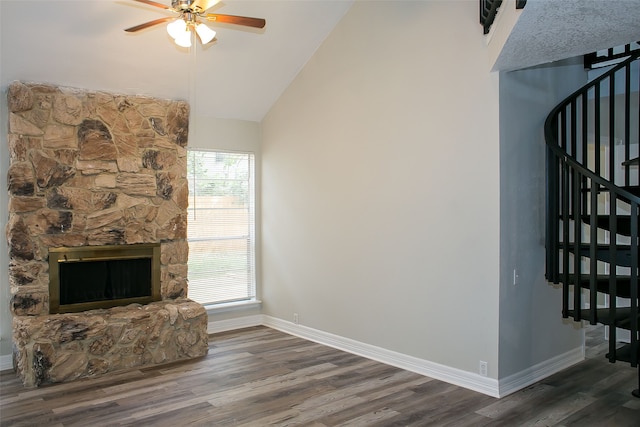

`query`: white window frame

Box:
[186,149,256,306]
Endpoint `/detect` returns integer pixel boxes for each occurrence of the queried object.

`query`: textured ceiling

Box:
[494,0,640,71]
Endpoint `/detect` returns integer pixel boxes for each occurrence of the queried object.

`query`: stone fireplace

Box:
[5,82,208,387]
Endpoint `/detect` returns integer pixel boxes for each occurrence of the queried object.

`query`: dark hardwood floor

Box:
[1,325,639,426]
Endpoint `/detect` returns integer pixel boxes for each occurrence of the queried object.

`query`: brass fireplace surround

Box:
[48,243,161,314]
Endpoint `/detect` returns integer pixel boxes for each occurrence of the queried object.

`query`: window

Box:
[187,150,256,305]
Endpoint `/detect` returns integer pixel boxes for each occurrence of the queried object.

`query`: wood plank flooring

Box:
[1,325,639,426]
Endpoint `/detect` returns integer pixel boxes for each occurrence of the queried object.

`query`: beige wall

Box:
[190,117,261,154]
[261,1,501,377]
[1,87,10,358]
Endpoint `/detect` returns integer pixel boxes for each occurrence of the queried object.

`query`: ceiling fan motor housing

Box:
[172,0,198,12]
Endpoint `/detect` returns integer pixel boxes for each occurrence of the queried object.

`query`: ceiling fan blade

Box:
[192,0,220,13]
[124,16,175,32]
[129,0,172,10]
[204,14,266,29]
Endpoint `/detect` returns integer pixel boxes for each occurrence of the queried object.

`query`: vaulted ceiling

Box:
[2,1,640,123]
[0,0,353,122]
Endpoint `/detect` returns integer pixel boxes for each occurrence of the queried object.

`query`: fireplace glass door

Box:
[49,243,161,314]
[59,258,152,305]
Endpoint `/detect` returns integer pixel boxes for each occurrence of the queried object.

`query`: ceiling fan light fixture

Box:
[166,18,187,39]
[174,30,192,47]
[195,22,216,44]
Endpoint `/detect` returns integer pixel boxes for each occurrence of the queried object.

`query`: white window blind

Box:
[187,150,256,305]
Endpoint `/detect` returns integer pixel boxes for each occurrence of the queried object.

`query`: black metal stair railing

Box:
[585,43,640,70]
[545,50,640,397]
[480,0,503,34]
[480,0,526,35]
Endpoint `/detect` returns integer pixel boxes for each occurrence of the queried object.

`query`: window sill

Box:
[204,299,262,315]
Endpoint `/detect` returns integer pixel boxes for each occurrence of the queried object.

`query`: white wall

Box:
[498,59,586,379]
[261,1,502,377]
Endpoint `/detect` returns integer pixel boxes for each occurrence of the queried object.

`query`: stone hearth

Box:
[5,82,208,387]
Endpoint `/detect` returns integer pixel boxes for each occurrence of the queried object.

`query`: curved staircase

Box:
[545,50,640,397]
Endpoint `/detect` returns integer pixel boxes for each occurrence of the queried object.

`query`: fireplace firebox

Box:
[48,243,161,314]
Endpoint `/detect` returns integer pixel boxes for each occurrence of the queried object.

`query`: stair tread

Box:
[565,244,639,267]
[622,185,640,197]
[560,214,637,235]
[566,307,640,329]
[568,243,635,249]
[571,274,636,281]
[569,274,635,298]
[582,215,634,235]
[622,157,640,166]
[583,184,640,197]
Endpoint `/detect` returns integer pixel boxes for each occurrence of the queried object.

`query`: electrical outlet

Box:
[479,361,488,377]
[293,313,299,325]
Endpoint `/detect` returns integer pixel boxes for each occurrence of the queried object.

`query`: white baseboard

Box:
[208,314,263,334]
[497,346,584,397]
[262,315,501,397]
[157,314,586,399]
[0,353,12,372]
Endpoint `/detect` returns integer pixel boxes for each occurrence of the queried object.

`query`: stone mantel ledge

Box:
[13,299,209,387]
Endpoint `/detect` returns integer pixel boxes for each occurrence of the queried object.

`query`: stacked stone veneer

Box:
[5,81,208,387]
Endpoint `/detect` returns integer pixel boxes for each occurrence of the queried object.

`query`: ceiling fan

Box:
[124,0,266,47]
